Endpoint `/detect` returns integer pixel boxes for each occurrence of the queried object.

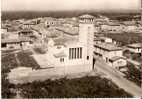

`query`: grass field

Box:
[17,50,40,69]
[1,50,40,98]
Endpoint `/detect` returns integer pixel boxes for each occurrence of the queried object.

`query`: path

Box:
[14,90,23,99]
[95,59,142,97]
[14,53,21,66]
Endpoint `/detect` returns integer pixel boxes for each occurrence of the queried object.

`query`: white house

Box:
[1,37,32,50]
[123,21,138,32]
[127,43,142,54]
[94,42,127,68]
[108,56,127,69]
[22,21,36,29]
[99,36,113,43]
[100,22,125,32]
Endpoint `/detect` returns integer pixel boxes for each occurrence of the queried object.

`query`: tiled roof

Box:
[94,37,102,41]
[54,51,67,58]
[109,56,126,62]
[94,42,122,51]
[54,36,78,46]
[79,14,95,19]
[19,30,33,33]
[2,37,31,44]
[122,21,136,26]
[127,43,142,48]
[55,27,78,36]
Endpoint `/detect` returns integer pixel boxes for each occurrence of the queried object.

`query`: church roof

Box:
[54,37,78,46]
[54,51,67,58]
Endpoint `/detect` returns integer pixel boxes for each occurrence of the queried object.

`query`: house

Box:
[100,22,125,32]
[94,42,127,68]
[122,21,138,32]
[1,28,8,34]
[108,56,127,69]
[44,17,62,27]
[22,21,36,29]
[127,43,142,54]
[18,30,40,39]
[99,36,113,43]
[1,37,33,50]
[94,37,102,44]
[18,30,34,37]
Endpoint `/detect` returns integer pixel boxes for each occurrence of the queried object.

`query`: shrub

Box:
[2,53,18,73]
[19,76,132,98]
[124,63,142,86]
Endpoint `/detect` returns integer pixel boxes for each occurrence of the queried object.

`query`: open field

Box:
[17,50,40,69]
[1,50,40,98]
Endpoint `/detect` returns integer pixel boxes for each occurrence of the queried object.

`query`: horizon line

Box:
[1,9,140,13]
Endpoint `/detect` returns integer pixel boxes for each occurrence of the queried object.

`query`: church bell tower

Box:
[79,14,95,68]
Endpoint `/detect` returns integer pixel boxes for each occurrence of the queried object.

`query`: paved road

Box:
[95,59,142,97]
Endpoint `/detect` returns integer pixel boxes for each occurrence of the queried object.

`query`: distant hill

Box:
[1,11,140,20]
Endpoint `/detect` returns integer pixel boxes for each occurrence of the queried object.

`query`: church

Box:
[45,14,96,74]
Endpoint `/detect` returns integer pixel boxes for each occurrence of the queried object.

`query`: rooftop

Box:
[122,21,136,26]
[56,27,78,36]
[127,43,142,48]
[109,56,126,62]
[23,21,36,25]
[107,22,121,26]
[2,37,31,44]
[54,51,67,58]
[79,14,95,19]
[94,42,122,51]
[94,37,102,41]
[19,30,33,33]
[54,36,78,46]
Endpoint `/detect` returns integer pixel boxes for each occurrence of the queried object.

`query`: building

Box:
[18,30,34,37]
[100,22,125,32]
[21,21,36,29]
[108,56,127,69]
[99,36,113,43]
[44,14,96,74]
[122,21,138,32]
[1,37,32,50]
[127,43,142,54]
[94,42,127,69]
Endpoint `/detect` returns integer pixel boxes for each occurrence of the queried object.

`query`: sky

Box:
[1,0,141,12]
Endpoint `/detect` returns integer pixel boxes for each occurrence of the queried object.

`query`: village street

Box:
[95,59,142,97]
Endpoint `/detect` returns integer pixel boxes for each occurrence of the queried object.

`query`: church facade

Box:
[46,14,96,74]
